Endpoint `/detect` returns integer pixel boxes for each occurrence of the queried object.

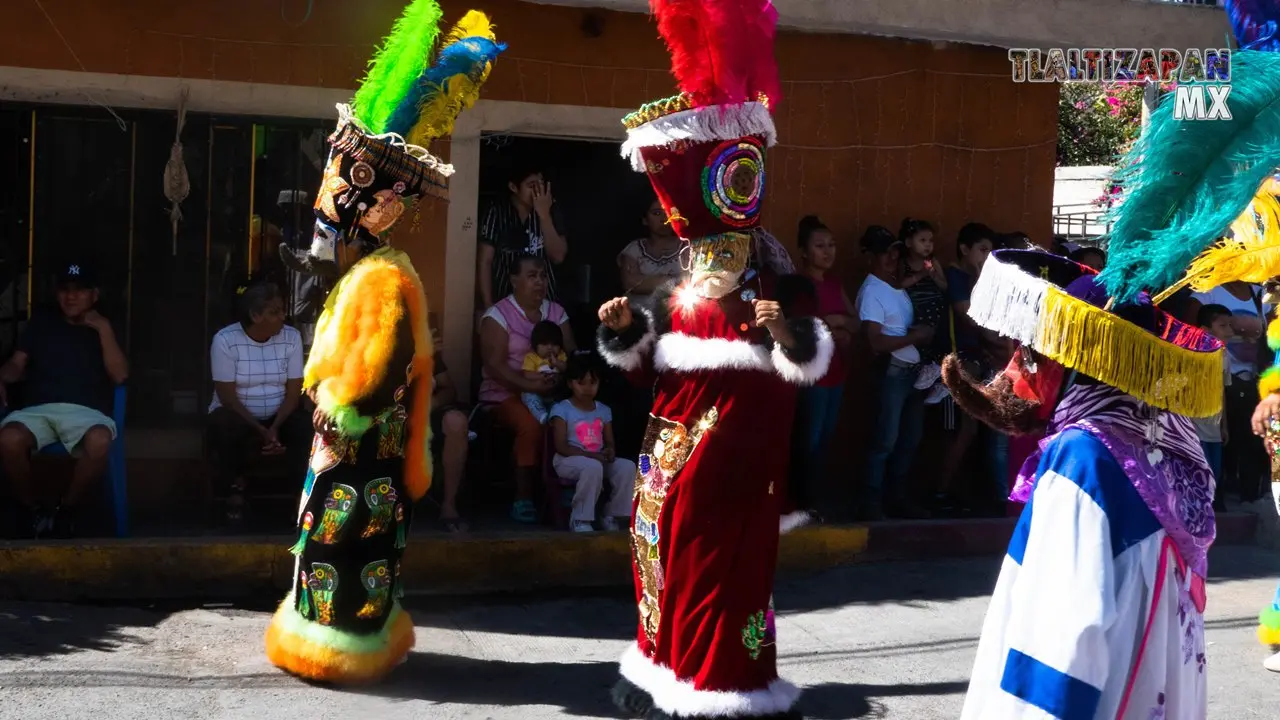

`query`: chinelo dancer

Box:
[596,1,834,718]
[949,8,1280,712]
[264,1,504,685]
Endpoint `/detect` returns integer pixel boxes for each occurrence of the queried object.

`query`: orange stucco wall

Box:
[6,0,1057,495]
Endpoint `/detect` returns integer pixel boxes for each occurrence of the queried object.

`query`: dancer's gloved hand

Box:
[753,299,794,349]
[1252,392,1280,439]
[598,297,633,332]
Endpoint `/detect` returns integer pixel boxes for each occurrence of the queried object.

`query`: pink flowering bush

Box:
[1058,82,1169,166]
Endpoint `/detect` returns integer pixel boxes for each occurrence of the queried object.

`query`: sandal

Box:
[226,479,247,527]
[440,515,470,533]
[510,499,537,524]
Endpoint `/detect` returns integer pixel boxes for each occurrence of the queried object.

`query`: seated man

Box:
[0,261,128,538]
[430,327,471,532]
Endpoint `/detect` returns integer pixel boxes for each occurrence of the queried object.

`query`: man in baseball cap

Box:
[0,259,128,538]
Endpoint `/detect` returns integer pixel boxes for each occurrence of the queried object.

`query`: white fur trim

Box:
[619,643,801,717]
[779,511,811,535]
[966,253,1047,346]
[622,103,778,171]
[598,309,658,372]
[771,319,834,386]
[308,223,337,262]
[654,333,773,374]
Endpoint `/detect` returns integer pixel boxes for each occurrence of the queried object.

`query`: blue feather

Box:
[1227,0,1280,52]
[1100,49,1280,301]
[385,36,507,137]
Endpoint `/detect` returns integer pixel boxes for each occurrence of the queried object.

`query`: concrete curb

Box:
[0,513,1256,602]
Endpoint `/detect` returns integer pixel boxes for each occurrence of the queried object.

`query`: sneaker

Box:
[1265,651,1280,673]
[47,506,76,539]
[571,520,595,533]
[914,362,942,391]
[31,507,55,539]
[924,382,950,405]
[601,517,624,532]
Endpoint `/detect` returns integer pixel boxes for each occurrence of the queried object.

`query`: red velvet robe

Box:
[600,279,833,719]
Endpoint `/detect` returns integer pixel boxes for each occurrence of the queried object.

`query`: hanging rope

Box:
[163,88,191,255]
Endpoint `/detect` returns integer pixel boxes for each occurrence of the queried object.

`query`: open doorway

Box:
[476,133,653,344]
[475,133,655,461]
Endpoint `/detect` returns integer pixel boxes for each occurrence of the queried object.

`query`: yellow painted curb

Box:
[0,525,870,602]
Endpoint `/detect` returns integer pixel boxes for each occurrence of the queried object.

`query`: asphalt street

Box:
[1,546,1278,719]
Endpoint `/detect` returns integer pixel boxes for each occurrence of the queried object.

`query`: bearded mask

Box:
[687,232,752,298]
[941,347,1065,437]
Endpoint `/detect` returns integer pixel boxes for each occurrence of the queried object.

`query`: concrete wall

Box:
[529,0,1230,50]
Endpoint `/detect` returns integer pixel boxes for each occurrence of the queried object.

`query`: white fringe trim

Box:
[771,320,834,386]
[598,309,658,372]
[619,643,801,717]
[655,334,772,374]
[621,103,778,171]
[966,254,1048,346]
[779,511,811,535]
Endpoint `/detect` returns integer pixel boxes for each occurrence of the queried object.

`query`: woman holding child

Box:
[478,254,576,523]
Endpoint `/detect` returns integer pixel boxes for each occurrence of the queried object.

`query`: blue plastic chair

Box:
[5,386,129,537]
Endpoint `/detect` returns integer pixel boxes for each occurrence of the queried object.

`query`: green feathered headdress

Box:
[351,0,446,135]
[1099,49,1280,302]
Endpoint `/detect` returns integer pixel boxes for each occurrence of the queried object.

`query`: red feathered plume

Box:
[650,0,781,109]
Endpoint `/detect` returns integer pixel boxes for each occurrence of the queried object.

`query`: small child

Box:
[549,355,636,533]
[1194,304,1233,485]
[521,320,568,423]
[897,218,950,404]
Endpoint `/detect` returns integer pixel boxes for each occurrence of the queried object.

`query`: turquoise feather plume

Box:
[1099,49,1280,302]
[351,0,444,134]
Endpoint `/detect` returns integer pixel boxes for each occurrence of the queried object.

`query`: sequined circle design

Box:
[701,138,765,227]
[350,161,376,188]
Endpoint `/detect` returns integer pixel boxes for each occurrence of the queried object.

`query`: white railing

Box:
[1053,203,1112,240]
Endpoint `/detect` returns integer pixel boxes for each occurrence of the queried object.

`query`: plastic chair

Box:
[8,386,128,537]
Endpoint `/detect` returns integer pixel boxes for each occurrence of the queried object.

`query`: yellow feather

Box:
[444,10,495,45]
[1182,188,1280,292]
[404,11,501,145]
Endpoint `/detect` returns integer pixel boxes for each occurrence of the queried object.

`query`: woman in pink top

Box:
[791,216,856,517]
[478,255,576,522]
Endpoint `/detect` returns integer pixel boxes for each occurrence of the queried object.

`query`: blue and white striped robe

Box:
[961,428,1208,720]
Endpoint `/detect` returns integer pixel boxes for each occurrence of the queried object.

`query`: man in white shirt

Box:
[856,226,933,520]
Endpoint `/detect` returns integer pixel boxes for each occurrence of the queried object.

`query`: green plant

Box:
[1057,83,1149,166]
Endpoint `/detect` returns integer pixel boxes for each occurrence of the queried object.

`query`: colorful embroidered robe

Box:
[599,279,834,719]
[961,428,1208,720]
[264,246,433,685]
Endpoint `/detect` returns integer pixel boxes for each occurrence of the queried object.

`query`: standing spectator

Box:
[1187,281,1272,507]
[1070,246,1108,271]
[0,261,128,538]
[549,355,635,533]
[478,255,577,523]
[1193,304,1234,485]
[618,197,684,313]
[857,226,933,520]
[206,281,309,526]
[935,223,999,513]
[429,326,472,533]
[791,216,855,517]
[897,218,949,403]
[477,164,568,309]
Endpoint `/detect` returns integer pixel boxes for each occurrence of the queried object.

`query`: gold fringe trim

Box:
[1033,286,1224,418]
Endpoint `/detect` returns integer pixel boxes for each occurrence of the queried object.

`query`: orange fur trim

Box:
[264,600,416,684]
[393,255,434,501]
[305,255,406,409]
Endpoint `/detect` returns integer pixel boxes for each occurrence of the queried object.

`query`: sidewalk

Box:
[0,513,1258,603]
